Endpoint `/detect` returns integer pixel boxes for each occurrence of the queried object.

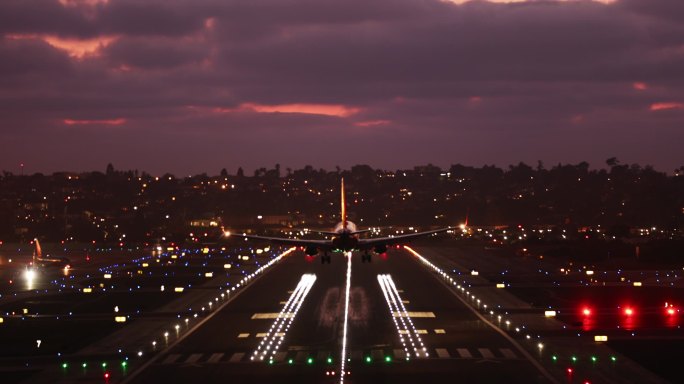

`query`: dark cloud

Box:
[0,0,683,174]
[103,37,210,69]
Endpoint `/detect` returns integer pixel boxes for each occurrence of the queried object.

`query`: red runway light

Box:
[624,307,634,316]
[567,368,573,374]
[582,307,592,316]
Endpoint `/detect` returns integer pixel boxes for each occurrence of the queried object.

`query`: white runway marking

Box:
[251,274,316,362]
[207,353,224,363]
[478,348,495,359]
[379,274,429,359]
[161,354,181,365]
[339,252,352,383]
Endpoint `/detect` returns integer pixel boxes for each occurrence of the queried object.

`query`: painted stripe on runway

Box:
[434,329,446,334]
[435,348,450,358]
[351,350,362,361]
[229,352,245,362]
[237,333,249,338]
[399,329,428,334]
[207,353,224,363]
[251,313,293,319]
[184,353,202,364]
[500,348,516,359]
[294,351,307,362]
[394,349,406,360]
[392,311,435,318]
[457,348,472,358]
[402,300,410,304]
[256,332,284,338]
[274,351,287,362]
[478,348,494,359]
[161,354,181,365]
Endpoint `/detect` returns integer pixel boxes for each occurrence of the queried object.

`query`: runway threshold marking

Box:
[500,348,516,359]
[207,353,224,363]
[399,329,428,334]
[434,329,446,334]
[256,332,285,338]
[251,313,294,319]
[184,353,202,364]
[237,333,250,338]
[392,311,435,318]
[478,348,495,359]
[435,348,450,358]
[229,352,245,362]
[457,348,473,358]
[161,354,181,365]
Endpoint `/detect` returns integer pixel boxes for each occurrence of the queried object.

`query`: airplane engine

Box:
[374,244,388,254]
[305,246,318,256]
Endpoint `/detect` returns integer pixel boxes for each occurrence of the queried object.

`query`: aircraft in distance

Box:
[32,238,71,268]
[224,179,453,263]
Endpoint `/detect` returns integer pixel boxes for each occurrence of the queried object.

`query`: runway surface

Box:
[126,248,549,384]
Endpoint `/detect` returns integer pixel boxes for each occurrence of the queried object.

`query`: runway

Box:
[125,248,549,384]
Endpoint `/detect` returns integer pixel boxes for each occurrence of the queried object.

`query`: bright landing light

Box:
[339,252,352,383]
[25,269,36,282]
[378,274,428,359]
[251,274,316,362]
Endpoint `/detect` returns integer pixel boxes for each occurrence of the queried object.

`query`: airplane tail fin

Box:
[33,238,42,263]
[340,178,347,229]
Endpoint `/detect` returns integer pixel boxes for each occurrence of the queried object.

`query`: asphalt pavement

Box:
[125,248,550,384]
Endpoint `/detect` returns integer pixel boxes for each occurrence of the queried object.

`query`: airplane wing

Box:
[358,227,453,249]
[229,233,334,250]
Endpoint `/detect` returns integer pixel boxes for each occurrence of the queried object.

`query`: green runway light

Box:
[591,356,597,363]
[121,361,127,367]
[102,362,107,368]
[571,356,577,363]
[61,363,68,369]
[288,359,293,365]
[327,357,333,364]
[268,359,274,365]
[307,357,313,365]
[384,356,392,363]
[365,356,372,364]
[610,356,617,362]
[551,355,558,362]
[82,362,87,368]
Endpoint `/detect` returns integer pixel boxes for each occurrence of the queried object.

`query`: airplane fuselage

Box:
[330,221,359,252]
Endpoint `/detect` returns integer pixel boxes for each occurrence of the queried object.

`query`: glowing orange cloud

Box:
[63,118,126,126]
[633,82,648,91]
[354,120,390,127]
[213,103,359,117]
[43,35,116,58]
[59,0,109,6]
[245,103,359,117]
[6,34,116,58]
[445,0,615,4]
[650,102,684,111]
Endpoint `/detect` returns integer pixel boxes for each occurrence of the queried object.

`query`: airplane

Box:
[224,178,453,263]
[31,238,71,268]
